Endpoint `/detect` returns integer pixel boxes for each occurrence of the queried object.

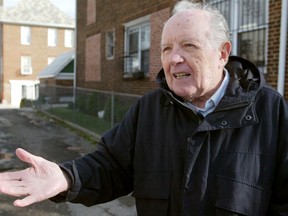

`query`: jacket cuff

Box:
[50,161,81,203]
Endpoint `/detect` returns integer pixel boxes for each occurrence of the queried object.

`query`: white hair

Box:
[172,0,230,48]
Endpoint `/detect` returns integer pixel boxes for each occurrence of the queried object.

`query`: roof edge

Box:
[0,19,75,28]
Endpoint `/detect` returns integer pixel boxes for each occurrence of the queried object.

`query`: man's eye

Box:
[162,47,171,53]
[184,43,195,48]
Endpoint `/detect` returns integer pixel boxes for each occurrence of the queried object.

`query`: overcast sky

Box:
[3,0,76,18]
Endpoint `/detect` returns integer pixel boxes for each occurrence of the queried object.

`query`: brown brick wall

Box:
[267,0,281,89]
[266,0,288,99]
[2,24,73,103]
[149,8,171,81]
[76,0,176,94]
[77,0,288,100]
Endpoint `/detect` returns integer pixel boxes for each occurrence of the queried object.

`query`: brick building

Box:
[0,0,75,106]
[76,0,288,99]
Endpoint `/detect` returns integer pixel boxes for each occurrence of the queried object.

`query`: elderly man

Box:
[0,1,287,215]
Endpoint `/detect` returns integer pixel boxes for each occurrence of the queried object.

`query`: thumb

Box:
[15,148,38,166]
[14,195,38,207]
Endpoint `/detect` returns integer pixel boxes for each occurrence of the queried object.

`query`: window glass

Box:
[141,25,150,74]
[65,30,74,48]
[21,26,31,45]
[208,0,231,27]
[48,57,56,65]
[48,28,57,47]
[21,56,32,75]
[238,0,266,29]
[124,20,150,78]
[206,0,268,73]
[106,30,115,59]
[238,29,266,72]
[128,28,140,73]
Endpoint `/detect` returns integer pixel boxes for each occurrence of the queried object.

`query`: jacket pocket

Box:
[132,170,172,216]
[215,176,271,216]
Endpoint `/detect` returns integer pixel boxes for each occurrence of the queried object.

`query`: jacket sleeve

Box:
[268,99,288,215]
[50,101,140,206]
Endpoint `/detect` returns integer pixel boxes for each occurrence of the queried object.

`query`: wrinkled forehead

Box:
[164,9,211,30]
[162,9,212,41]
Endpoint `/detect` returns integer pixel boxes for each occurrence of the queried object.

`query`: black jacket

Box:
[53,56,288,216]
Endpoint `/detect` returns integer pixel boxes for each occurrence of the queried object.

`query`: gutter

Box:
[0,19,75,29]
[277,0,288,95]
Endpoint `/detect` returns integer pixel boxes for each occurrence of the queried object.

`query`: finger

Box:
[14,196,36,207]
[15,148,39,166]
[1,187,29,197]
[0,169,26,181]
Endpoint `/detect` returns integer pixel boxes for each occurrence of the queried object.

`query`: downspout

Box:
[277,0,288,95]
[73,0,77,102]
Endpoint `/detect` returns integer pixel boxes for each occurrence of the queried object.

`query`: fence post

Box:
[72,87,76,123]
[111,91,115,128]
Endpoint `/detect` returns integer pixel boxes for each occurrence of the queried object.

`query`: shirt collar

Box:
[209,68,229,109]
[185,69,230,117]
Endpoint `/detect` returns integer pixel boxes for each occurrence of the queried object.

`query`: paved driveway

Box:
[0,106,136,216]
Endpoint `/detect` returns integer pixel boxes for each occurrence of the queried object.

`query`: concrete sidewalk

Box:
[0,103,18,109]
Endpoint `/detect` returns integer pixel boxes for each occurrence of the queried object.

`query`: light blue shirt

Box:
[185,69,230,117]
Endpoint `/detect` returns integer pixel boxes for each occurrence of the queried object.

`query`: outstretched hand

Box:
[0,148,70,207]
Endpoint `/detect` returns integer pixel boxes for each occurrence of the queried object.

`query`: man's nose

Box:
[170,52,184,65]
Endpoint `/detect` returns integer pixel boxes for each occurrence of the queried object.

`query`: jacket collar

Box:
[156,55,265,109]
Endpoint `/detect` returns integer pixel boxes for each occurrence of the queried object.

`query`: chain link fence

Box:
[31,84,140,136]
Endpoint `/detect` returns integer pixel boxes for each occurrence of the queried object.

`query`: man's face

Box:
[161,9,229,107]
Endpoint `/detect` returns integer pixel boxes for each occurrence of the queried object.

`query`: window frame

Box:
[21,26,31,45]
[205,0,269,73]
[21,56,33,75]
[64,29,74,48]
[123,15,151,78]
[106,29,115,60]
[47,28,58,47]
[48,57,56,65]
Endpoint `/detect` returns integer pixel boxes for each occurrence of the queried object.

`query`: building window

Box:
[65,30,74,48]
[124,16,150,78]
[21,26,31,45]
[21,56,32,75]
[48,57,56,65]
[48,28,57,47]
[106,30,115,59]
[206,0,268,73]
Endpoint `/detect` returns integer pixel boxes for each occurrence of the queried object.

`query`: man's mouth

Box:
[173,73,190,79]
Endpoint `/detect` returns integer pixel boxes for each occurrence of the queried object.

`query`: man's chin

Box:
[173,91,197,101]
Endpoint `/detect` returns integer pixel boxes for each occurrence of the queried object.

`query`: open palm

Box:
[0,148,69,207]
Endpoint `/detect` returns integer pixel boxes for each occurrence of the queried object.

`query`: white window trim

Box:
[123,15,150,28]
[21,26,31,45]
[123,15,150,77]
[48,57,56,65]
[106,29,115,60]
[64,29,74,48]
[21,56,33,75]
[48,28,58,47]
[207,0,269,73]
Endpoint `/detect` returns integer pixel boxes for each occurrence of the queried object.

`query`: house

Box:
[37,50,74,104]
[38,50,74,87]
[0,0,75,107]
[76,0,288,100]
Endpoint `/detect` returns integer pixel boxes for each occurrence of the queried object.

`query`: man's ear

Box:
[220,41,232,65]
